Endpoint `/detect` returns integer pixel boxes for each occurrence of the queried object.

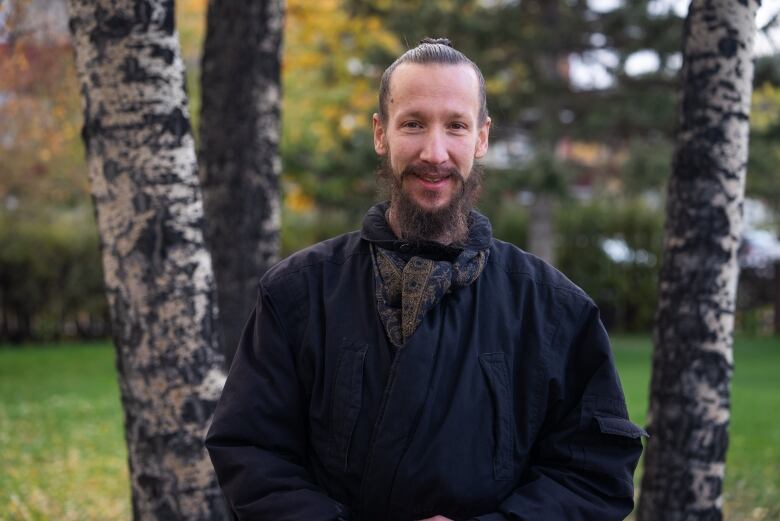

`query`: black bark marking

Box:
[718,37,738,58]
[717,80,736,92]
[673,142,722,181]
[134,1,154,32]
[150,44,175,65]
[138,108,192,149]
[161,0,175,34]
[181,397,203,424]
[90,6,133,43]
[702,126,726,145]
[137,473,165,500]
[132,207,167,268]
[80,84,94,151]
[132,191,150,213]
[82,118,102,154]
[152,502,178,521]
[720,92,742,104]
[103,160,121,182]
[121,57,149,83]
[162,107,191,145]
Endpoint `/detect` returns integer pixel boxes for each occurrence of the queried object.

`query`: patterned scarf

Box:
[371,244,488,348]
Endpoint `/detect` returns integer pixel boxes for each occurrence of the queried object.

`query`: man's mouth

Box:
[402,165,460,189]
[415,173,451,184]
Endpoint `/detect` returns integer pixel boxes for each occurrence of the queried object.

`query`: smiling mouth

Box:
[401,164,461,189]
[415,173,451,183]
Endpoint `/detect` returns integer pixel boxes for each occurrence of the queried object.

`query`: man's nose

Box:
[419,130,448,164]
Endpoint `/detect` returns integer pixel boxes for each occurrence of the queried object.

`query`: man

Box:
[206,38,646,521]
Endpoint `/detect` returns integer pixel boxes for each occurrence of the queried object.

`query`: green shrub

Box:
[488,201,529,249]
[281,207,358,257]
[555,200,664,332]
[0,210,108,343]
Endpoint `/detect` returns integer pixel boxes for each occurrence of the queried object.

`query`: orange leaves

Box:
[176,0,207,63]
[0,36,86,208]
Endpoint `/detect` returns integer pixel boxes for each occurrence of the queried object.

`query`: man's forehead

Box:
[390,62,479,90]
[387,63,481,115]
[396,108,473,121]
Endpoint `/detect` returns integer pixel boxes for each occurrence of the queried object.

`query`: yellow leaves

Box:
[751,83,780,133]
[283,0,401,160]
[176,0,207,62]
[565,141,608,166]
[284,182,315,214]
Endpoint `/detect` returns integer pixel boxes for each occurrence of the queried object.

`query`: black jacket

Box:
[205,205,646,521]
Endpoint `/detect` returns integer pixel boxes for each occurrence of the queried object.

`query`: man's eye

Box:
[450,122,467,130]
[402,121,422,129]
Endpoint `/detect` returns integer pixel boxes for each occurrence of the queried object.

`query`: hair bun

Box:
[419,37,453,47]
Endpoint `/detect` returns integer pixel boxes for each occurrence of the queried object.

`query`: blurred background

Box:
[1,0,779,519]
[1,0,779,343]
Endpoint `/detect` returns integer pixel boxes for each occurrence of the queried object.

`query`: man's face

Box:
[373,63,491,214]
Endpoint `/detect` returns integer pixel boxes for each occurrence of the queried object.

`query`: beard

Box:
[377,158,483,246]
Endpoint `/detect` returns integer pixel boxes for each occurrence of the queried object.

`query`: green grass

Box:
[613,334,780,521]
[0,342,130,520]
[1,336,778,519]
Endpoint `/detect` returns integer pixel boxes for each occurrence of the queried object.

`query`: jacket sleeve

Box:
[205,286,350,521]
[472,300,647,521]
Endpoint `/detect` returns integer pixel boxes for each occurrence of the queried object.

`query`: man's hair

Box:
[378,37,488,125]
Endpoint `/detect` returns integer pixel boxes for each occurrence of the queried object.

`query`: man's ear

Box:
[373,113,387,155]
[474,116,491,159]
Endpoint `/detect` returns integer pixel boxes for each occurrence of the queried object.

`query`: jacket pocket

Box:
[328,341,369,472]
[479,352,514,481]
[579,398,648,498]
[580,395,648,443]
[594,415,648,439]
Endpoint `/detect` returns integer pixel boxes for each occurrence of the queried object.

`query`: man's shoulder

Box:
[488,238,589,303]
[261,230,367,287]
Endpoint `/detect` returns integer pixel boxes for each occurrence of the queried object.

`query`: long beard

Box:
[377,159,483,246]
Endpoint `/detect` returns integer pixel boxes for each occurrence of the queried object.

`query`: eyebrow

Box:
[397,110,472,121]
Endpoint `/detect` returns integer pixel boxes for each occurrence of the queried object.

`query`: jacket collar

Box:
[360,201,492,261]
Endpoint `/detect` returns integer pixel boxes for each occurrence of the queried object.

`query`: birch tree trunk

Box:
[199,0,284,366]
[637,1,759,520]
[67,1,229,519]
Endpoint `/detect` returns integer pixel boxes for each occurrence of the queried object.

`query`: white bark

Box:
[67,1,229,519]
[638,1,759,520]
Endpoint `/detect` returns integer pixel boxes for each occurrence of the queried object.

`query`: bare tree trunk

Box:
[637,1,759,520]
[199,0,284,366]
[528,193,555,264]
[67,1,229,519]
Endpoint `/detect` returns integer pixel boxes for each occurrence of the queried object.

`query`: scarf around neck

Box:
[368,209,490,348]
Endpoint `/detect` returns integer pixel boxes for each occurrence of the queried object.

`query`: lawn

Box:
[0,342,129,520]
[1,336,778,520]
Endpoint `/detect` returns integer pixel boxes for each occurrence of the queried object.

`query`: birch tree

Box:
[199,0,284,366]
[67,1,229,518]
[637,1,760,520]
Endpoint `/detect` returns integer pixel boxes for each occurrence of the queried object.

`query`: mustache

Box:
[401,163,463,181]
[401,164,467,203]
[400,164,468,199]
